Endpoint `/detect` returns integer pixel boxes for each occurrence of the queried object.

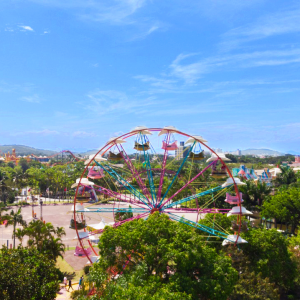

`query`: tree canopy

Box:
[16,219,66,260]
[89,213,238,300]
[0,247,60,300]
[261,186,300,233]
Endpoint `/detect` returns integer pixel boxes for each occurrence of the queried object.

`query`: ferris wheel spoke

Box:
[94,185,148,207]
[141,150,156,205]
[158,141,196,206]
[165,207,230,214]
[113,212,150,227]
[157,132,170,204]
[76,207,148,214]
[94,160,151,208]
[117,144,153,204]
[141,136,157,206]
[160,161,216,208]
[166,212,228,240]
[162,185,227,210]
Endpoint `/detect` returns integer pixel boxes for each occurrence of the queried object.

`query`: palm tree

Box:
[239,180,271,209]
[42,236,65,260]
[275,166,297,187]
[4,207,26,248]
[16,219,66,260]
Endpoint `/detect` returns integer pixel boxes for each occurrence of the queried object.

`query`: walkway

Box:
[56,283,79,300]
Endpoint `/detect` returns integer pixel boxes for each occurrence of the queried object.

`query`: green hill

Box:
[0,145,57,156]
[241,148,284,156]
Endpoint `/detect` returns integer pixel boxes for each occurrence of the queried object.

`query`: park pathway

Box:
[56,283,79,300]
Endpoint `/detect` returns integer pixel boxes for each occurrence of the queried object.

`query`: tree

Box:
[16,219,66,260]
[229,270,280,300]
[240,228,296,293]
[275,166,298,187]
[3,207,26,248]
[0,169,9,205]
[85,262,193,299]
[114,205,133,221]
[0,247,60,300]
[93,213,238,300]
[261,186,300,233]
[18,158,30,173]
[239,180,271,208]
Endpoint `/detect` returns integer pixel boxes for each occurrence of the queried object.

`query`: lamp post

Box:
[40,199,43,221]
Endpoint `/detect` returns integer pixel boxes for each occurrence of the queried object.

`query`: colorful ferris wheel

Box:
[71,126,251,264]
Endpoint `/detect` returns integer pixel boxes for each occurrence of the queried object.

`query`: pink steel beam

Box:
[160,161,215,208]
[157,132,170,204]
[80,212,150,239]
[118,144,153,207]
[94,185,148,208]
[113,212,149,227]
[165,208,230,213]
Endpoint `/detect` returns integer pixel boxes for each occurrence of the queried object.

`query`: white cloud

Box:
[20,94,42,103]
[221,6,300,50]
[87,0,146,24]
[72,131,97,138]
[29,0,146,24]
[85,89,157,115]
[169,49,300,83]
[13,129,59,136]
[134,75,177,90]
[19,25,34,31]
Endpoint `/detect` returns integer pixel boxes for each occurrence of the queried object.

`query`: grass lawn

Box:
[56,257,84,282]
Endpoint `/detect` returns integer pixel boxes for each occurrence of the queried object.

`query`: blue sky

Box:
[0,0,300,153]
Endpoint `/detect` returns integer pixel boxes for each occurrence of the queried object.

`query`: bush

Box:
[19,201,30,206]
[70,289,87,299]
[83,265,91,275]
[7,193,15,204]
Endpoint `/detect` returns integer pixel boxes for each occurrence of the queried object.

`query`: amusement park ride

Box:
[70,126,252,265]
[0,149,82,165]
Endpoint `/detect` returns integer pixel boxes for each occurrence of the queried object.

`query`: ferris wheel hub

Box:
[150,207,160,214]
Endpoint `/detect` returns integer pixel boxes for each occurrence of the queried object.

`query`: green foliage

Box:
[198,212,234,233]
[261,186,300,233]
[18,158,30,172]
[114,205,133,221]
[0,247,60,300]
[229,271,280,300]
[83,265,91,275]
[94,213,237,299]
[70,289,88,300]
[239,180,271,208]
[241,228,296,291]
[2,207,26,248]
[16,219,66,260]
[275,166,298,187]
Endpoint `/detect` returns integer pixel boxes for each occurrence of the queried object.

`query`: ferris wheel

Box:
[71,126,251,264]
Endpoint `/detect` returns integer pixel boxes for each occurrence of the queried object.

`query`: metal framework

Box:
[72,127,246,264]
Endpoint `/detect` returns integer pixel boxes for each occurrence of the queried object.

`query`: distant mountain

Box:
[286,150,300,155]
[0,145,57,156]
[80,149,98,156]
[240,149,285,156]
